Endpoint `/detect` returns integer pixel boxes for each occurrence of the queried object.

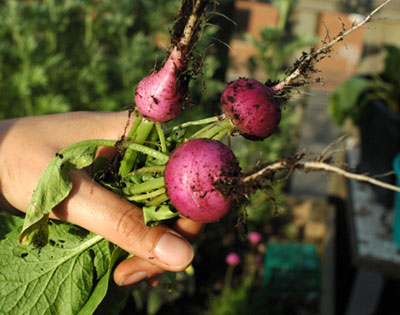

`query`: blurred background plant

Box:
[203,232,265,315]
[329,44,400,126]
[0,0,181,118]
[247,0,316,82]
[329,44,400,207]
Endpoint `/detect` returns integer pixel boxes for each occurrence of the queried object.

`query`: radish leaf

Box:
[0,212,118,314]
[143,205,178,226]
[18,139,116,247]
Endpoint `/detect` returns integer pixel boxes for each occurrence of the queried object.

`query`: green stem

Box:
[119,118,155,176]
[168,115,220,132]
[224,266,234,291]
[123,177,165,195]
[212,129,229,141]
[125,143,169,164]
[156,123,168,153]
[243,254,257,288]
[191,118,232,139]
[60,139,117,153]
[127,165,165,176]
[145,127,160,164]
[145,193,169,206]
[126,112,142,141]
[126,188,166,202]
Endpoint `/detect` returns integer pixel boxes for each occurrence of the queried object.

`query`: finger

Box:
[113,255,164,286]
[52,170,194,272]
[113,218,203,287]
[46,111,134,148]
[173,217,204,242]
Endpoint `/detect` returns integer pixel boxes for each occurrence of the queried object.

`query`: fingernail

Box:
[120,271,148,286]
[155,233,194,268]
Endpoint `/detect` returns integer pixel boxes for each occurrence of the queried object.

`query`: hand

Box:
[0,111,203,286]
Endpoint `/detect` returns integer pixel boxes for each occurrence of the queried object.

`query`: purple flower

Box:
[225,252,241,266]
[248,231,262,245]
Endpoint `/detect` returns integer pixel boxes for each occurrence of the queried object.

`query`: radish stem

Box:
[125,143,169,164]
[169,116,220,132]
[126,188,166,202]
[190,118,232,139]
[124,177,165,195]
[156,123,168,153]
[126,166,165,177]
[145,193,170,207]
[119,118,155,176]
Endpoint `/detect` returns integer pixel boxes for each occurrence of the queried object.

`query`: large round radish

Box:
[220,78,281,140]
[165,139,240,223]
[135,48,188,122]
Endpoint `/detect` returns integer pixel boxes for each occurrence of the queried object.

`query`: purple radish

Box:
[134,0,210,122]
[135,48,188,122]
[165,138,240,223]
[220,78,281,140]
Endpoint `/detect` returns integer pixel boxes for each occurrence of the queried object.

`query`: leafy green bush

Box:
[247,0,316,82]
[329,44,400,125]
[0,0,182,119]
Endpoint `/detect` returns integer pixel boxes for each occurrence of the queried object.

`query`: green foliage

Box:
[247,0,316,81]
[132,270,195,315]
[329,76,391,125]
[205,284,250,315]
[383,44,400,85]
[0,0,181,119]
[0,211,122,315]
[329,44,400,125]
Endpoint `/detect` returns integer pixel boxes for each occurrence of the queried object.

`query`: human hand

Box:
[0,111,203,286]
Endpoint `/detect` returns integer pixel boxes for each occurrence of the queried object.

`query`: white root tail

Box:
[242,159,400,193]
[272,0,392,91]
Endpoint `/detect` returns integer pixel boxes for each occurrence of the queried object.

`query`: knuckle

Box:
[114,206,147,245]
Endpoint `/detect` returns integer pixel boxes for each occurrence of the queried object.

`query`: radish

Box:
[164,138,240,223]
[135,47,188,122]
[134,0,209,122]
[220,78,281,140]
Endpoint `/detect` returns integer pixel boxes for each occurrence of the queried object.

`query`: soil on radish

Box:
[171,0,209,51]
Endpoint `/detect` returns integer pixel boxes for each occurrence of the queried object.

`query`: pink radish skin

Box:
[165,139,240,223]
[220,78,281,140]
[135,48,187,122]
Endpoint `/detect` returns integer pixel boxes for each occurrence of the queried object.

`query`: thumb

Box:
[52,170,194,271]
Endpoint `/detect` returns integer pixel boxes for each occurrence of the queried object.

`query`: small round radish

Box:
[165,138,240,223]
[220,78,281,140]
[135,48,188,122]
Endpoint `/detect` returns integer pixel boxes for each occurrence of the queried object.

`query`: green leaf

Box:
[328,77,391,125]
[78,247,128,315]
[0,212,117,315]
[143,205,178,226]
[0,212,21,239]
[383,44,400,83]
[18,139,116,247]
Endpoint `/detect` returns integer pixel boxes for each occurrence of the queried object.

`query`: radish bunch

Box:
[127,0,285,223]
[16,0,396,263]
[20,0,396,252]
